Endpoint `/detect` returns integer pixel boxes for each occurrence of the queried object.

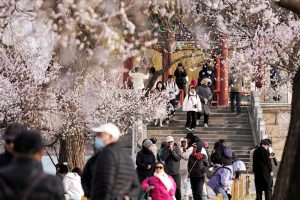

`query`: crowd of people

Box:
[135,133,247,200]
[0,120,277,200]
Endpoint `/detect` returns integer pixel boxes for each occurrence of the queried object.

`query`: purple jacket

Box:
[208,166,233,192]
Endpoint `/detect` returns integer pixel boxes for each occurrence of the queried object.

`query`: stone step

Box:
[176,107,249,113]
[174,112,249,117]
[171,114,249,121]
[147,130,253,136]
[148,127,252,132]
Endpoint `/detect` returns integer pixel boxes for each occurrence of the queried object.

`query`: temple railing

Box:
[249,91,267,145]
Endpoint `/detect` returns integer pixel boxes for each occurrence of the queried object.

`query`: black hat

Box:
[178,63,183,67]
[264,138,272,145]
[261,139,270,146]
[56,163,69,174]
[185,132,195,140]
[168,75,174,79]
[3,123,26,141]
[14,131,43,154]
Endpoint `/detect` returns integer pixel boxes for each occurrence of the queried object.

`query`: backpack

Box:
[223,146,233,159]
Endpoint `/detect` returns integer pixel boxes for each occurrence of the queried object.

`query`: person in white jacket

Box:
[57,163,84,200]
[180,138,193,200]
[183,85,202,131]
[129,67,149,90]
[165,75,180,123]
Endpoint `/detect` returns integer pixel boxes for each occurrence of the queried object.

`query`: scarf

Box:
[154,172,173,191]
[193,152,204,160]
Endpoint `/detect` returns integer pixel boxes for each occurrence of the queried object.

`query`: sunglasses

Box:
[156,166,163,169]
[5,140,13,144]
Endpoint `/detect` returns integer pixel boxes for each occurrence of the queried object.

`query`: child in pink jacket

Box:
[142,162,176,200]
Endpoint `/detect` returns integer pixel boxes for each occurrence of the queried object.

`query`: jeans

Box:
[197,113,209,124]
[171,174,181,200]
[186,111,197,129]
[230,92,241,113]
[190,177,205,200]
[213,188,229,200]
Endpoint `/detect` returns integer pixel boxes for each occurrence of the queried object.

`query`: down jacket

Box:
[91,142,140,200]
[142,175,176,200]
[63,172,84,199]
[183,92,202,112]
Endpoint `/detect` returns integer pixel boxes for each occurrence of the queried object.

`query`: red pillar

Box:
[219,36,229,106]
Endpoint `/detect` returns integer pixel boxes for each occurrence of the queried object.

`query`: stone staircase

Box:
[147,106,255,167]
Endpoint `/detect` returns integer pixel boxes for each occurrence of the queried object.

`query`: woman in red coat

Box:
[142,162,176,200]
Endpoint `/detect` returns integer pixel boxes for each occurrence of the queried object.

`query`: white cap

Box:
[90,123,121,139]
[165,136,174,143]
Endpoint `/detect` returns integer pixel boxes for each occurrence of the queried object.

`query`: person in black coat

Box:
[253,140,273,200]
[188,142,208,200]
[81,152,100,198]
[136,139,155,182]
[91,123,140,200]
[0,123,25,168]
[0,131,65,200]
[161,136,182,200]
[174,62,188,95]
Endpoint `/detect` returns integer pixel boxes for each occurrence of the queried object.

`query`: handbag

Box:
[141,177,152,200]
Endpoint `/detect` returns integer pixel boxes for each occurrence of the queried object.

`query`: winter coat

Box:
[129,71,149,89]
[197,85,212,115]
[229,73,244,93]
[160,146,182,175]
[183,92,202,112]
[174,68,187,88]
[207,165,233,193]
[188,142,208,178]
[63,172,84,199]
[142,175,176,200]
[165,82,179,100]
[0,150,13,169]
[136,147,156,182]
[253,146,273,190]
[0,157,65,200]
[91,142,140,200]
[180,147,189,172]
[81,153,99,198]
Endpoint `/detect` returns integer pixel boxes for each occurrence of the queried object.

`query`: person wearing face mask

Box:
[136,139,156,183]
[253,139,273,200]
[197,78,213,128]
[81,127,107,199]
[142,162,176,200]
[183,86,202,131]
[90,123,140,200]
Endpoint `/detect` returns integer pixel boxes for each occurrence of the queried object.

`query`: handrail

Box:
[250,91,267,145]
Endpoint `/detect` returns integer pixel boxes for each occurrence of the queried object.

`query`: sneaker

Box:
[154,119,158,126]
[186,127,191,131]
[191,128,195,131]
[204,123,208,128]
[166,119,170,124]
[159,125,164,128]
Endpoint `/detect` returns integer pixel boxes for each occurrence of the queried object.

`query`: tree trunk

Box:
[59,135,85,170]
[273,69,300,199]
